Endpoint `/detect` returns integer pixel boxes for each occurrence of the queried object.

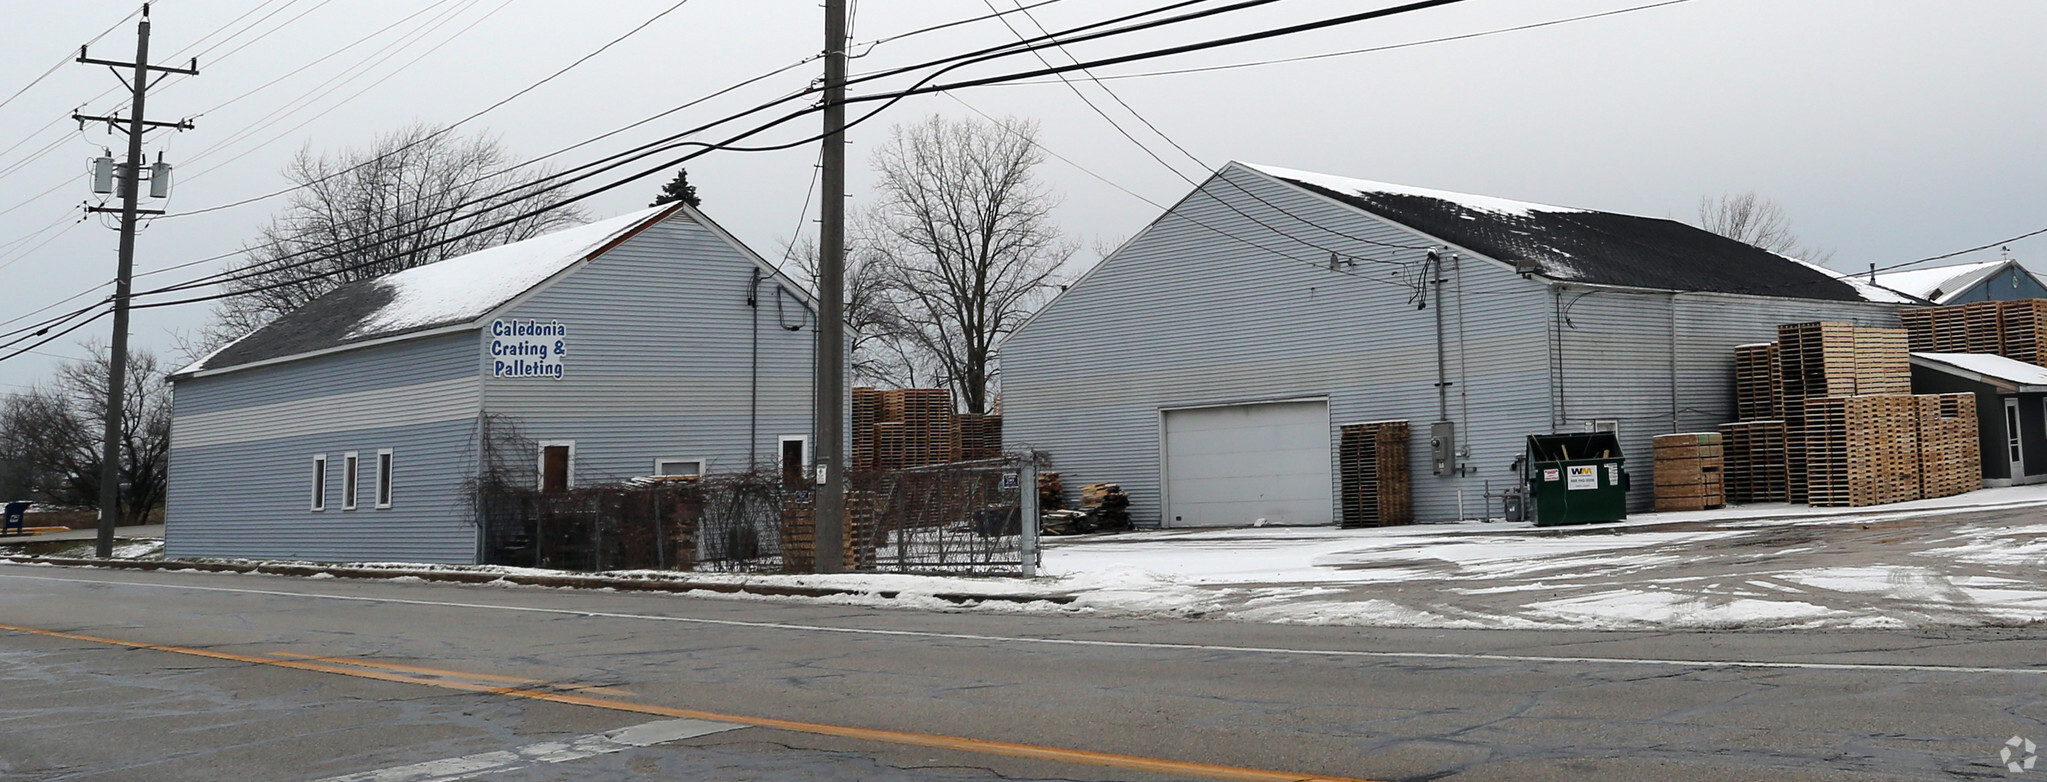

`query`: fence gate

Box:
[858,458,1038,577]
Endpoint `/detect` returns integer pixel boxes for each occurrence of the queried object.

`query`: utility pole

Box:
[812,0,848,573]
[75,4,196,558]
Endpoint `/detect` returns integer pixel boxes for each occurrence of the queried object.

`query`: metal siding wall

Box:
[1554,290,1901,511]
[485,213,814,483]
[174,332,478,415]
[167,333,482,562]
[1002,166,1554,525]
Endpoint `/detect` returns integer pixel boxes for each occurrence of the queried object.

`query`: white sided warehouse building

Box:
[166,204,816,563]
[1001,163,1907,528]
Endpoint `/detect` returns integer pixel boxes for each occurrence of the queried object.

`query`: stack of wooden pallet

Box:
[780,491,878,572]
[1338,421,1413,528]
[1777,322,1856,502]
[1802,395,1923,507]
[955,413,1004,461]
[1852,327,1911,395]
[1718,420,1789,503]
[1964,301,2006,355]
[1900,307,1972,352]
[1652,433,1725,511]
[1733,343,1782,420]
[1917,393,1982,499]
[2001,300,2047,365]
[851,387,967,470]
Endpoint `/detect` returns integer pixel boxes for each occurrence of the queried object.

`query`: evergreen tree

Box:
[650,168,701,208]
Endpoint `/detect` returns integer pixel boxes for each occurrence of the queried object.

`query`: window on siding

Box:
[343,451,359,510]
[375,449,394,509]
[653,458,704,478]
[539,442,573,492]
[779,436,809,489]
[311,454,327,511]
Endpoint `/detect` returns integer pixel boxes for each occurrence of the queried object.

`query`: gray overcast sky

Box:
[2,0,2042,385]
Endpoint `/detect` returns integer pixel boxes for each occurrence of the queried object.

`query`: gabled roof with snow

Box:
[179,203,682,376]
[1240,163,1874,303]
[1789,258,1923,304]
[1911,351,2047,392]
[1872,260,2015,305]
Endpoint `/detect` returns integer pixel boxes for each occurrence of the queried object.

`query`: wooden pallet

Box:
[2001,300,2047,366]
[1339,421,1412,527]
[1719,420,1789,504]
[1734,343,1782,421]
[1916,393,1982,499]
[1964,301,2006,355]
[1652,432,1725,511]
[1852,327,1910,396]
[1778,322,1859,403]
[1900,309,1936,353]
[1803,395,1923,507]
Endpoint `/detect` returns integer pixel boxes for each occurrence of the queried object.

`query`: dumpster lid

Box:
[1526,432,1623,462]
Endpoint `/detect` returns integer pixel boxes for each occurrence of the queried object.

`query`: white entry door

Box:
[1163,400,1332,527]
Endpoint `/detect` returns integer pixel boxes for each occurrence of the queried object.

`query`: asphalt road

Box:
[0,564,2041,781]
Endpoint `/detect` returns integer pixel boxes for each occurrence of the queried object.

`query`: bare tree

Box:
[204,123,589,346]
[790,234,928,389]
[861,114,1072,414]
[1698,191,1833,264]
[0,344,171,523]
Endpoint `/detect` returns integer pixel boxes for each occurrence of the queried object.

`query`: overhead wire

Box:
[132,0,1294,297]
[130,1,1483,311]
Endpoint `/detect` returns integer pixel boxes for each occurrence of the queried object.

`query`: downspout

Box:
[1550,285,1565,430]
[748,268,762,468]
[1669,292,1681,433]
[1431,250,1450,425]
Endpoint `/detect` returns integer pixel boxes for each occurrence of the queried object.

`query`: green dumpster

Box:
[1524,432,1630,526]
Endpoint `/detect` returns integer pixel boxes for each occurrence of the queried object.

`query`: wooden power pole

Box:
[75,3,195,557]
[812,0,849,573]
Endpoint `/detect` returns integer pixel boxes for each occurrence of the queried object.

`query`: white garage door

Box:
[1163,400,1332,528]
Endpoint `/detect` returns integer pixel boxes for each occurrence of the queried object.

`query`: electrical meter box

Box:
[1430,421,1455,476]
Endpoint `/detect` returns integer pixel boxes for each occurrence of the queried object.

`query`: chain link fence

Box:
[477,457,1038,576]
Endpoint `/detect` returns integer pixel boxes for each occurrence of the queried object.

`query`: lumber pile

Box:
[1717,320,1981,508]
[1964,301,2005,355]
[1037,471,1065,511]
[1719,420,1788,503]
[1078,483,1131,530]
[1338,421,1413,528]
[1652,433,1724,512]
[955,413,1004,461]
[1917,393,1983,499]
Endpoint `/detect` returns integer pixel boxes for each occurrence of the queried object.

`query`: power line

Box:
[996,0,1698,85]
[0,4,145,114]
[133,2,1287,297]
[132,3,1476,311]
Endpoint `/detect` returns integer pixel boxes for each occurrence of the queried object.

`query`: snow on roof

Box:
[1871,260,2009,304]
[1912,351,2047,389]
[1241,162,1586,218]
[1785,258,1921,304]
[179,204,679,376]
[348,204,672,338]
[1237,163,1871,303]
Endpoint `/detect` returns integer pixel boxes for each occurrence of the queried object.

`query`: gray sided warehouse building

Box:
[166,203,815,563]
[1001,163,1906,527]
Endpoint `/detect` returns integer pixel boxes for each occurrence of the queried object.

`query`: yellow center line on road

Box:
[267,652,640,697]
[1,621,1379,782]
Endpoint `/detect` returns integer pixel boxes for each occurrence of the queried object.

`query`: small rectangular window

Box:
[654,458,704,478]
[310,454,327,511]
[343,451,359,510]
[375,449,394,508]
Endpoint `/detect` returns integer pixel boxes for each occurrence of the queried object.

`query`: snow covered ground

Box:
[1034,484,2047,630]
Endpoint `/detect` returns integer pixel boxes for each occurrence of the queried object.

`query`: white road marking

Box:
[1,569,2042,676]
[312,718,742,782]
